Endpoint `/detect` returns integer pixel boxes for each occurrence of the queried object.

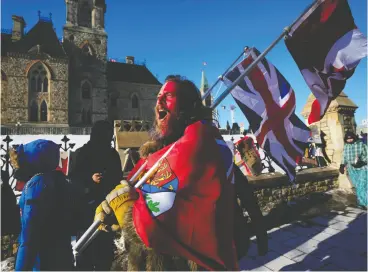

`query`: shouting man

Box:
[95,75,239,270]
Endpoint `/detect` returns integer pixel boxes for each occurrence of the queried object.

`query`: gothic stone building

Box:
[1,0,161,128]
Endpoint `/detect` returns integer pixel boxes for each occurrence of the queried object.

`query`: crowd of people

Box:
[1,75,366,271]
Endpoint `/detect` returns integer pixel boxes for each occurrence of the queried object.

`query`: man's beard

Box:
[149,115,186,145]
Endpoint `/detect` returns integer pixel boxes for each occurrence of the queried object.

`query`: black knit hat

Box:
[344,131,358,143]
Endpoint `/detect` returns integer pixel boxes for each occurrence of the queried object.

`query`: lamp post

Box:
[15,121,22,135]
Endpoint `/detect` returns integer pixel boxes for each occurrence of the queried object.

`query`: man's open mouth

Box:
[158,110,168,120]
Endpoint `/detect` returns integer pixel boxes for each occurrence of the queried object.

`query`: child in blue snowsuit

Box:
[12,139,75,271]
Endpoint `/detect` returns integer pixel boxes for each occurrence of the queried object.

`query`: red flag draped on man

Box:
[95,76,238,271]
[129,119,237,270]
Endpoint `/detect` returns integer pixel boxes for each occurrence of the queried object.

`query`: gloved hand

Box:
[95,180,139,232]
[339,164,345,174]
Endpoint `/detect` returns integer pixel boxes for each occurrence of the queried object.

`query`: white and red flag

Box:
[285,0,367,125]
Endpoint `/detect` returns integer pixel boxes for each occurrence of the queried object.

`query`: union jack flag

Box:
[223,47,310,182]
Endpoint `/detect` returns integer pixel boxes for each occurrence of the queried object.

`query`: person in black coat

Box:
[71,120,123,271]
[1,170,20,237]
[233,165,268,259]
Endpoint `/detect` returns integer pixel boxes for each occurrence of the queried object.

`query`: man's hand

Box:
[95,200,120,232]
[94,180,139,232]
[92,173,103,184]
[339,164,345,174]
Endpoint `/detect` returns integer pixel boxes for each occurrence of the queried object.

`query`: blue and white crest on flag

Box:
[141,158,178,217]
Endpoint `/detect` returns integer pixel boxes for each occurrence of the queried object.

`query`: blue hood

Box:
[17,139,60,173]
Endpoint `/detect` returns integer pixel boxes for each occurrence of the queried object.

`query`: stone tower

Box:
[63,0,108,125]
[302,92,358,168]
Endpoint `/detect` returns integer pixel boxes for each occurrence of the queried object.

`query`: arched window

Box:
[132,94,139,109]
[81,109,86,124]
[30,101,38,121]
[28,63,49,93]
[87,109,92,124]
[81,81,91,99]
[40,101,47,121]
[43,77,48,92]
[37,77,42,92]
[110,97,117,107]
[31,77,36,92]
[78,1,92,27]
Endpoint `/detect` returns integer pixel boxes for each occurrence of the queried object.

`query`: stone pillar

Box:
[302,92,358,189]
[65,0,78,26]
[92,6,104,28]
[11,15,26,41]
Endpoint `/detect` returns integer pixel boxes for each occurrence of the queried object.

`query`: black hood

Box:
[90,120,113,146]
[344,131,358,143]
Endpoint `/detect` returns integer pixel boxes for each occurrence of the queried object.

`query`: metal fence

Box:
[1,134,117,197]
[1,135,77,196]
[108,57,146,66]
[1,126,92,135]
[1,132,315,199]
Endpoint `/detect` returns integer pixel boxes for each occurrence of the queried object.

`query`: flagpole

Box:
[210,31,286,109]
[209,0,319,110]
[202,47,248,102]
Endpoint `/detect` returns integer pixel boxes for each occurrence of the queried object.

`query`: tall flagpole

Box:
[202,48,248,102]
[206,0,319,110]
[210,31,286,109]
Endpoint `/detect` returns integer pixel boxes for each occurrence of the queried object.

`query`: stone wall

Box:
[62,26,109,125]
[63,26,107,60]
[1,54,69,124]
[67,59,108,125]
[314,107,351,168]
[301,92,357,168]
[248,167,339,207]
[108,82,159,121]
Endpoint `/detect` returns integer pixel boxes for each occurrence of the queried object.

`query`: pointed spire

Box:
[200,69,209,96]
[200,69,211,107]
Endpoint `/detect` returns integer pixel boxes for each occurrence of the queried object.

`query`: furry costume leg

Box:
[114,206,201,271]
